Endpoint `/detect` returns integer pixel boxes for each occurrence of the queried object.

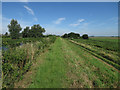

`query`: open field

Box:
[72,37,119,70]
[12,37,119,88]
[2,2,119,89]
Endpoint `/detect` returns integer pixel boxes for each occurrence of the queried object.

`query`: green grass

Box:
[72,37,119,67]
[29,38,67,88]
[3,37,118,88]
[2,38,40,47]
[64,39,118,88]
[28,38,119,88]
[73,37,118,52]
[90,37,118,42]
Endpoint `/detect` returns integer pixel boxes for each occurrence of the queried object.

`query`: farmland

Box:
[72,37,119,70]
[1,2,119,89]
[7,37,119,88]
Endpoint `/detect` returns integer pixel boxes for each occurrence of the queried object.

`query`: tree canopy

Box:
[62,32,80,39]
[22,24,46,38]
[5,32,8,36]
[82,34,88,39]
[22,27,30,38]
[7,19,46,39]
[29,24,45,38]
[8,19,22,39]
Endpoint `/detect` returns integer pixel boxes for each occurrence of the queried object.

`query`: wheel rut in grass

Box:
[61,38,119,88]
[61,38,94,88]
[69,40,120,72]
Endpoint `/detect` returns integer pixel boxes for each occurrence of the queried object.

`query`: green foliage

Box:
[2,32,10,38]
[21,25,45,38]
[62,32,80,39]
[2,37,48,48]
[5,32,8,36]
[22,27,30,38]
[7,19,46,38]
[28,24,45,38]
[8,19,22,39]
[82,34,88,39]
[2,36,56,88]
[62,33,68,38]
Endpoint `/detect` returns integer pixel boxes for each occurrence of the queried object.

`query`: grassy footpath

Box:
[29,38,68,88]
[20,37,119,88]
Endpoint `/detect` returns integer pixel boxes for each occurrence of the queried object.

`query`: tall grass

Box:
[2,36,56,88]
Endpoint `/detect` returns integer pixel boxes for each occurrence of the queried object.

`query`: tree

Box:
[22,27,30,38]
[68,32,80,39]
[8,19,22,39]
[62,32,80,39]
[29,24,45,38]
[82,34,88,39]
[5,32,8,36]
[62,33,68,38]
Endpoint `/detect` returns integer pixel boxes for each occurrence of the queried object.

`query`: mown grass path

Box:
[29,38,68,88]
[17,37,119,88]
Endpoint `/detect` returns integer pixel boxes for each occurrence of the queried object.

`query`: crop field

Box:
[1,37,118,88]
[72,37,119,70]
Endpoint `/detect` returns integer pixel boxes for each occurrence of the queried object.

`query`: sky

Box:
[2,2,118,36]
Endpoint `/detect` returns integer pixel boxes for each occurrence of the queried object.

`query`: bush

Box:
[2,36,56,88]
[62,32,80,39]
[82,34,88,39]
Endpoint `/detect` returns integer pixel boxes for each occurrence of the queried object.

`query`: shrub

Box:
[62,32,80,39]
[82,34,89,39]
[2,36,56,88]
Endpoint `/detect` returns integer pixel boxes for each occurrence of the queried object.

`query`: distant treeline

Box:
[3,19,89,39]
[62,32,89,39]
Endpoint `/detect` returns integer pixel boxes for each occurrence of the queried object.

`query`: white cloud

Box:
[24,5,38,22]
[24,5,34,16]
[70,19,85,27]
[54,17,66,24]
[70,23,79,27]
[78,19,85,23]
